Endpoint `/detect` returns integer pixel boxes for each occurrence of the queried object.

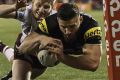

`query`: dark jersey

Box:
[35,13,101,55]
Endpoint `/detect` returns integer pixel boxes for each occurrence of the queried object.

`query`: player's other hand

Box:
[16,0,28,9]
[39,37,63,55]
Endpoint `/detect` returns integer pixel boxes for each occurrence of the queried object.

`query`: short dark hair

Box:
[57,3,80,21]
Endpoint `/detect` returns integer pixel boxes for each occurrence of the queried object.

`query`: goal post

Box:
[103,0,120,80]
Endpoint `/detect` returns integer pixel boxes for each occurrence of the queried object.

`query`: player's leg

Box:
[0,40,14,62]
[12,32,32,80]
[12,59,32,80]
[1,55,47,80]
[12,52,47,80]
[2,64,47,80]
[30,55,47,79]
[1,33,23,80]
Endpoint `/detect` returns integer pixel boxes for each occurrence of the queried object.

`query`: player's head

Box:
[57,3,83,40]
[32,0,56,20]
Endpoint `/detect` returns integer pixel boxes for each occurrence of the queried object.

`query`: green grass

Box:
[0,10,108,80]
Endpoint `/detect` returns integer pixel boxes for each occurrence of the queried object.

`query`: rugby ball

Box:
[37,50,59,67]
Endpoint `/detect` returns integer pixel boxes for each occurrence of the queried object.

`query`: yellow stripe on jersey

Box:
[84,27,101,40]
[38,19,49,34]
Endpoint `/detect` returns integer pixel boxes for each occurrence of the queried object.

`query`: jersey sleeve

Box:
[16,5,32,22]
[16,10,25,22]
[84,20,102,44]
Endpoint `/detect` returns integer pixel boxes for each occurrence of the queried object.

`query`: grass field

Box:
[0,10,108,80]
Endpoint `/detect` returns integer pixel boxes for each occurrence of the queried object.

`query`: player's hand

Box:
[39,37,63,55]
[16,0,28,9]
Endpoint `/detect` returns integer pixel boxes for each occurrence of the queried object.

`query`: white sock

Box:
[3,46,14,62]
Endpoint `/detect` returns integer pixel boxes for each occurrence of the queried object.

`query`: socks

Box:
[2,46,14,62]
[0,42,14,62]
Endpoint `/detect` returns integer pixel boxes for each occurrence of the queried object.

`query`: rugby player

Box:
[18,3,102,73]
[0,0,57,79]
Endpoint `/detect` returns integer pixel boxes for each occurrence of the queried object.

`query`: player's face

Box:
[58,15,81,40]
[32,0,55,20]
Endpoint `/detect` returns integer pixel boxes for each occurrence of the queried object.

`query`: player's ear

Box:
[79,15,83,22]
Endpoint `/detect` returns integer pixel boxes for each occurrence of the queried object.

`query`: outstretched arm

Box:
[0,4,16,17]
[57,44,102,71]
[0,0,27,18]
[18,31,62,55]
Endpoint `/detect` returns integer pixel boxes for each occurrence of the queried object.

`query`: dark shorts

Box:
[14,33,47,69]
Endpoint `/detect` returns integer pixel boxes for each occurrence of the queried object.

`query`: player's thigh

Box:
[29,54,47,79]
[12,59,32,80]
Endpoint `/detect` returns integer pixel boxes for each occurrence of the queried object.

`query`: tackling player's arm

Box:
[0,1,26,18]
[0,4,16,18]
[18,31,62,54]
[18,18,62,54]
[57,26,102,71]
